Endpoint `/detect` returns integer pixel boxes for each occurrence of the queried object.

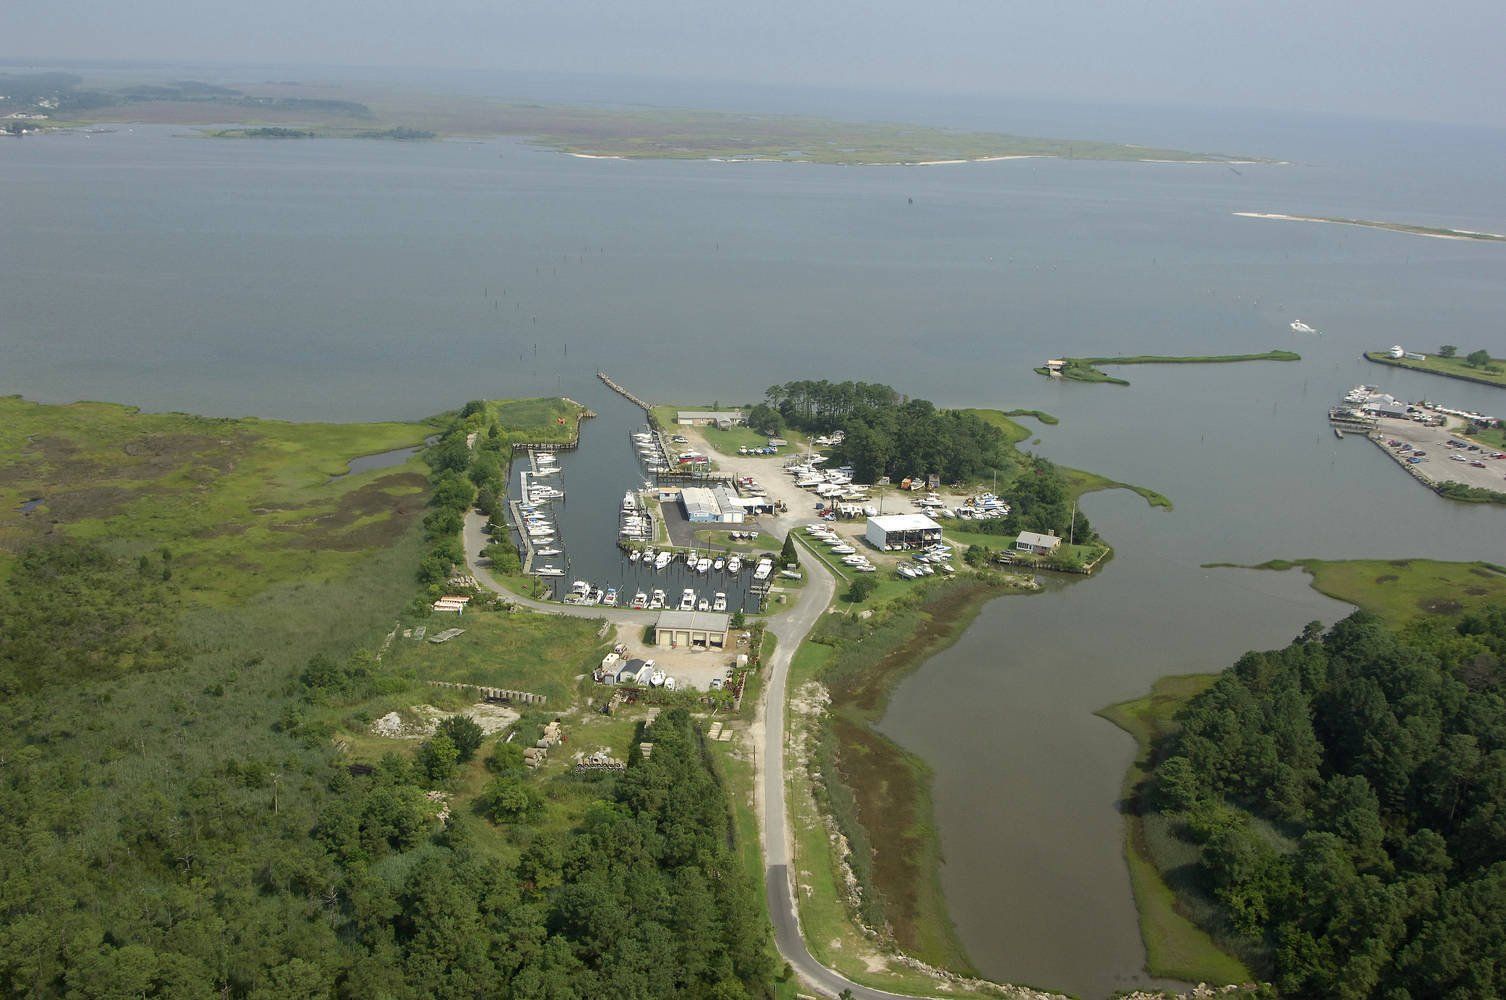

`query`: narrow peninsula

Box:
[1235,211,1506,243]
[1037,350,1301,386]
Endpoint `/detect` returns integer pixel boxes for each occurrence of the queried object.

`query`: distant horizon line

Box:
[2,55,1503,134]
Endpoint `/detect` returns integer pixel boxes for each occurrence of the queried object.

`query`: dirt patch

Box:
[277,473,428,550]
[1374,574,1399,584]
[121,432,245,476]
[40,486,138,522]
[1418,597,1463,616]
[1464,586,1488,596]
[370,701,518,740]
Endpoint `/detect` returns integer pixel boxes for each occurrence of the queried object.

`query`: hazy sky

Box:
[7,0,1505,126]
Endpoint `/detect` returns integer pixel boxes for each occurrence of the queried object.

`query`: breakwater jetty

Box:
[598,371,656,422]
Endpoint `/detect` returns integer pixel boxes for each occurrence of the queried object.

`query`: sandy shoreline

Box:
[1234,211,1506,242]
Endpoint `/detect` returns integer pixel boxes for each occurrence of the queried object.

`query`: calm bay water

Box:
[4,106,1504,997]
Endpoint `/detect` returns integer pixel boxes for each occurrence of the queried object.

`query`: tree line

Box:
[1149,608,1506,997]
[765,380,1013,485]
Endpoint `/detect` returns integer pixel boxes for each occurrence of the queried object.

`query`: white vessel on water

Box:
[649,589,666,609]
[712,592,727,612]
[654,552,673,570]
[753,558,773,580]
[1291,319,1319,334]
[680,588,696,611]
[726,556,742,574]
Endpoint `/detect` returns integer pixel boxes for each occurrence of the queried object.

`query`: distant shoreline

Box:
[1234,211,1506,243]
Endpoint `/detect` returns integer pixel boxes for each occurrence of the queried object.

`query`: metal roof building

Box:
[1015,530,1062,554]
[654,610,731,649]
[864,513,942,550]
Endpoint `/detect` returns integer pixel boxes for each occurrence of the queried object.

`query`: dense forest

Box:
[0,401,774,998]
[1151,608,1506,998]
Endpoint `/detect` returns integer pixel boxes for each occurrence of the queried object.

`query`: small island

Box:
[1235,211,1506,243]
[1036,350,1301,386]
[1365,346,1506,390]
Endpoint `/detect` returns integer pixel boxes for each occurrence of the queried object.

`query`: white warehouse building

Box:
[865,513,942,550]
[679,486,746,524]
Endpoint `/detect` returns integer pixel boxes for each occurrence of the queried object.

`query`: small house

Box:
[1015,530,1061,555]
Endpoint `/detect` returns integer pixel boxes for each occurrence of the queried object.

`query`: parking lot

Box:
[1372,417,1506,491]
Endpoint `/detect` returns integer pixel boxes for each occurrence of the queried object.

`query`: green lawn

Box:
[1098,675,1255,985]
[1364,351,1506,389]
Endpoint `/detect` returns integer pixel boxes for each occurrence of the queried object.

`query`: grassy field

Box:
[1248,558,1506,623]
[484,396,587,445]
[1098,676,1256,985]
[377,608,608,706]
[0,396,433,602]
[1364,351,1506,389]
[1037,351,1302,386]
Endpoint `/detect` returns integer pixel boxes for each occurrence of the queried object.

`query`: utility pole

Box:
[1069,501,1077,546]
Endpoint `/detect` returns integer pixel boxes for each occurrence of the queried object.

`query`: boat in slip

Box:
[629,549,641,561]
[649,589,666,609]
[631,591,649,609]
[726,556,742,574]
[712,592,727,612]
[712,557,725,572]
[696,558,712,573]
[679,588,696,611]
[535,546,561,557]
[602,588,618,606]
[654,552,673,570]
[697,599,710,612]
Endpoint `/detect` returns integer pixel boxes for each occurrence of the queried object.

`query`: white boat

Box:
[830,544,855,555]
[712,592,727,612]
[654,552,672,570]
[642,547,656,560]
[918,564,935,576]
[602,588,618,607]
[726,556,742,574]
[571,580,590,594]
[713,557,725,572]
[753,559,773,580]
[536,547,561,557]
[696,558,712,573]
[841,555,869,565]
[1291,319,1319,334]
[779,569,802,579]
[631,591,648,609]
[680,588,696,611]
[941,564,956,574]
[650,589,666,609]
[629,549,641,562]
[697,599,709,612]
[536,564,565,576]
[897,565,918,579]
[853,564,876,573]
[663,676,677,692]
[649,669,666,687]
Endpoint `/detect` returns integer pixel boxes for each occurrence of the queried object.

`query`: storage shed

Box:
[864,513,942,550]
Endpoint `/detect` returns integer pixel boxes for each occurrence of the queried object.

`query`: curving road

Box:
[464,509,930,999]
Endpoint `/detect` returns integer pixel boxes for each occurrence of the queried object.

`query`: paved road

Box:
[465,508,925,999]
